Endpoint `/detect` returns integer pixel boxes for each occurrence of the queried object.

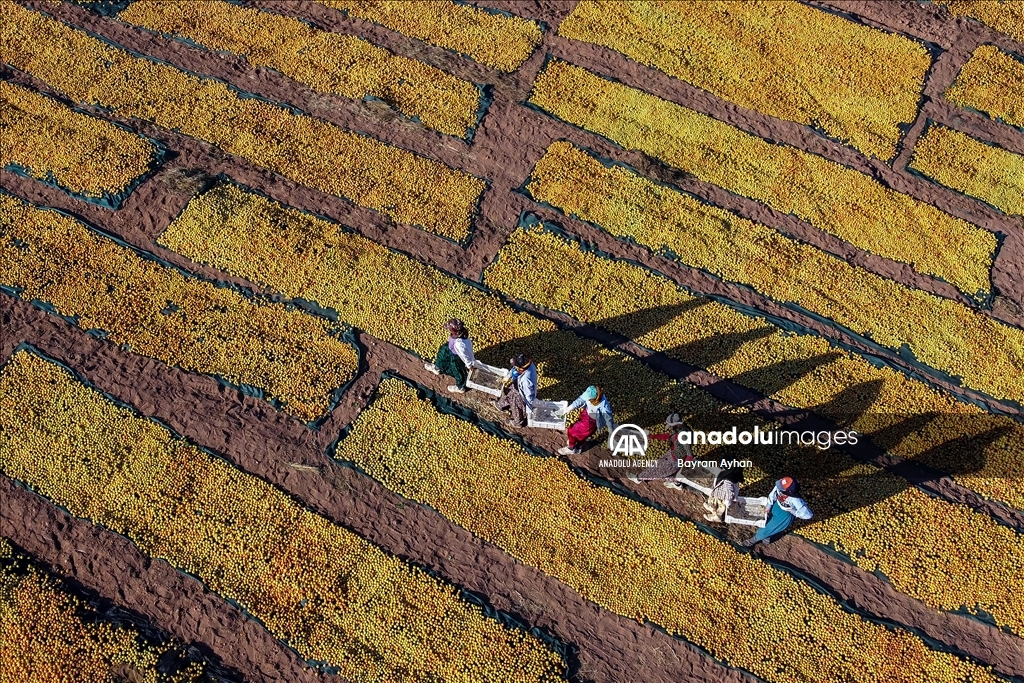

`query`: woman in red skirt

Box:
[556,385,614,455]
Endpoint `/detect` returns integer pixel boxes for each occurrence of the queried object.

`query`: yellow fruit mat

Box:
[0,201,362,431]
[517,152,1018,410]
[1,88,168,209]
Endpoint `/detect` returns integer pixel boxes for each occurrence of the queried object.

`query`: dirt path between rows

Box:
[0,295,758,683]
[4,294,1022,679]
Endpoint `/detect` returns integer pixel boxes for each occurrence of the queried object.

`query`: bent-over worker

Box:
[424,318,475,394]
[631,413,689,484]
[742,477,812,546]
[555,385,614,455]
[703,466,744,523]
[495,353,537,427]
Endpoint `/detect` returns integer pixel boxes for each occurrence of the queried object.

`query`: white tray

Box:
[528,400,568,430]
[465,362,508,396]
[725,496,769,527]
[674,462,723,496]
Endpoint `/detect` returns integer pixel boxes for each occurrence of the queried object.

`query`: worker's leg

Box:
[505,391,528,427]
[566,413,596,450]
[752,502,794,543]
[450,357,468,389]
[435,345,468,389]
[495,383,513,411]
[433,343,453,374]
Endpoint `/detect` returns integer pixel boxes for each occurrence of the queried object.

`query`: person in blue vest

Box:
[494,353,537,427]
[742,476,812,547]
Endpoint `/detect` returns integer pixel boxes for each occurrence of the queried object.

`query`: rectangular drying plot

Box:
[318,0,542,72]
[0,350,564,682]
[485,224,1024,510]
[331,377,1005,683]
[0,193,358,422]
[946,45,1024,129]
[0,3,483,241]
[528,59,996,300]
[0,539,207,682]
[118,0,483,138]
[524,140,1024,408]
[558,0,930,160]
[0,80,157,203]
[157,181,736,431]
[910,123,1024,216]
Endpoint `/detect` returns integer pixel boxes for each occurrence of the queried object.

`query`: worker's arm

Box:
[564,394,586,413]
[782,496,813,520]
[520,368,537,405]
[452,338,475,367]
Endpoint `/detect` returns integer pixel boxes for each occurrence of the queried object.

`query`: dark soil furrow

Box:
[8,1,1020,336]
[521,45,1023,317]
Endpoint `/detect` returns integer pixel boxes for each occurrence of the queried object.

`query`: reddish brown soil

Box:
[3,1,1024,681]
[0,297,760,683]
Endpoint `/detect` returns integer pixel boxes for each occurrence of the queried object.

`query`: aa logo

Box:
[610,424,648,458]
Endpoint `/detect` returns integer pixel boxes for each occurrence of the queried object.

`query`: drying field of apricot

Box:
[2,1,1023,682]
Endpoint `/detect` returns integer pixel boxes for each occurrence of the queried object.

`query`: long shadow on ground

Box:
[471,302,1017,526]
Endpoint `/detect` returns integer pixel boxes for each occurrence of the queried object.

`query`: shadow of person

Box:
[662,325,776,370]
[472,298,1006,523]
[815,384,1012,484]
[811,378,886,428]
[730,352,845,398]
[892,421,1014,484]
[477,302,725,429]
